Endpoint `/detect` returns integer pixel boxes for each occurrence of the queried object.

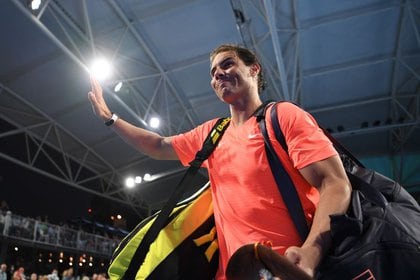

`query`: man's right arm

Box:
[108,117,178,160]
[88,76,178,161]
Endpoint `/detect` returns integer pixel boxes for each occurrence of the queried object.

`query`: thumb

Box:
[284,246,300,265]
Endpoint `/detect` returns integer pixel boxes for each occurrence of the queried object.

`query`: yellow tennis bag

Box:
[108,184,218,279]
[108,118,230,279]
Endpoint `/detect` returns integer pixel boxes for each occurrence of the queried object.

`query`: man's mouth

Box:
[218,80,230,90]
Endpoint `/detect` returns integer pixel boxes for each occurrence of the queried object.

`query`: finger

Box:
[88,91,96,103]
[90,75,101,93]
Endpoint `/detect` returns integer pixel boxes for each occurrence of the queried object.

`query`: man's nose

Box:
[213,68,225,80]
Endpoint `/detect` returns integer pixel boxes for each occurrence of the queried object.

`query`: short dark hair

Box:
[210,44,266,93]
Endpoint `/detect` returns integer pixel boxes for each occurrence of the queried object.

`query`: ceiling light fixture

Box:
[89,58,112,81]
[149,117,160,129]
[114,81,123,92]
[134,176,142,184]
[143,173,152,182]
[125,177,135,188]
[30,0,42,10]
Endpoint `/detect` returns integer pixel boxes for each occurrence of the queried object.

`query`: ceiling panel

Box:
[0,0,418,219]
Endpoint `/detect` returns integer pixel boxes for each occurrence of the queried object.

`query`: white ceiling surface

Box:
[0,0,419,216]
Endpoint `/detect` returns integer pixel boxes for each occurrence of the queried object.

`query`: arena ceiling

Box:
[0,0,419,219]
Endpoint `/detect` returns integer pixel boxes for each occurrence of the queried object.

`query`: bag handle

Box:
[121,117,230,279]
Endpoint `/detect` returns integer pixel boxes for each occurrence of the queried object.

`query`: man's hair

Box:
[210,44,266,94]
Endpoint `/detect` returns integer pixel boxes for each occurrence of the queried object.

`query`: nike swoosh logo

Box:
[248,133,260,139]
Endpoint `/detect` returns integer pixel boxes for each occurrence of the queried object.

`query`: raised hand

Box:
[88,75,112,121]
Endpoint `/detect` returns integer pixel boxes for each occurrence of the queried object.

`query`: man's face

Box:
[210,51,259,104]
[0,264,6,271]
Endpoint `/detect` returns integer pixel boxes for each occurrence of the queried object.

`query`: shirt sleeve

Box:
[171,119,219,168]
[275,102,338,170]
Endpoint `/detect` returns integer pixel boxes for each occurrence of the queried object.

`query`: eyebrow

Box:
[210,57,234,76]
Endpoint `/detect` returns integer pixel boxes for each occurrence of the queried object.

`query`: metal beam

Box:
[0,83,145,214]
[0,152,139,212]
[10,0,146,126]
[290,0,302,102]
[262,0,290,100]
[301,1,399,31]
[106,0,200,129]
[82,0,96,55]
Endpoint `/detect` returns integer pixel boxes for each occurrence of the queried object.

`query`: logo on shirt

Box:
[248,133,260,139]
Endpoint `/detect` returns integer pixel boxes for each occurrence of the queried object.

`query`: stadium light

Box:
[125,177,135,188]
[143,173,152,182]
[134,176,142,184]
[89,58,112,81]
[30,0,41,10]
[149,117,160,128]
[114,81,123,92]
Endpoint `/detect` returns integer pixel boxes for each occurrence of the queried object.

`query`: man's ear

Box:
[250,63,261,77]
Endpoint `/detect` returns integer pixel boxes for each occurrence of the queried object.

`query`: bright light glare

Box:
[125,177,135,188]
[117,214,122,220]
[149,117,160,128]
[31,0,41,10]
[90,58,112,81]
[143,173,152,182]
[134,176,142,184]
[114,81,123,92]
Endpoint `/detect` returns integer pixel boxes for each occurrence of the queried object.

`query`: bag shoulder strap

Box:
[256,102,309,241]
[122,117,230,279]
[268,102,364,168]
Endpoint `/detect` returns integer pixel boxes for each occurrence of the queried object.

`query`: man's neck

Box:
[229,97,262,126]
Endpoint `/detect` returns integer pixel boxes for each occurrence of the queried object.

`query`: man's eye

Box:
[222,62,233,69]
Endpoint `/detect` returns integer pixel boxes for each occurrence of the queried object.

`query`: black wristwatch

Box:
[105,113,119,126]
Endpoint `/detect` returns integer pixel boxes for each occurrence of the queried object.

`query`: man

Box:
[0,264,7,280]
[88,44,351,279]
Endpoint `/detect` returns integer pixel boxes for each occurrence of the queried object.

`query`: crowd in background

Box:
[0,199,124,255]
[0,199,126,279]
[1,264,109,280]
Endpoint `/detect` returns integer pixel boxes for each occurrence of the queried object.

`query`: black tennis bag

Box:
[264,102,420,280]
[316,161,420,279]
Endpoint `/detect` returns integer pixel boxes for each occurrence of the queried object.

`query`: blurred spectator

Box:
[29,273,37,280]
[97,273,107,280]
[47,269,59,280]
[3,211,11,236]
[0,263,7,280]
[62,268,74,280]
[12,267,24,280]
[0,200,9,214]
[0,212,4,233]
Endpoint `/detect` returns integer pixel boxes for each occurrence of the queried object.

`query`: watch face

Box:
[105,119,114,126]
[105,113,117,126]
